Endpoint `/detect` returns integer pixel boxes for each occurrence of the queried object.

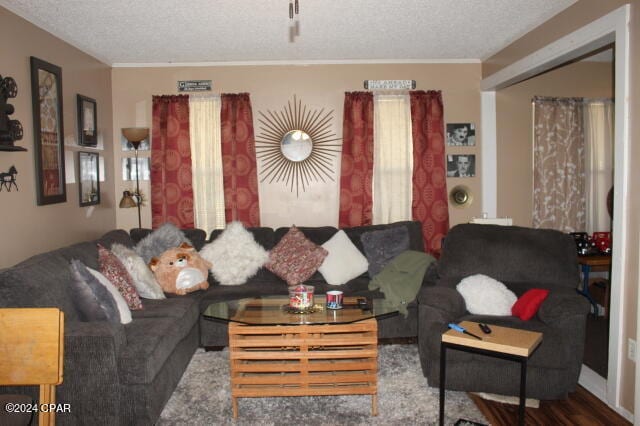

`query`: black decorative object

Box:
[77,94,97,146]
[0,74,26,151]
[78,151,99,206]
[0,165,18,191]
[31,56,66,205]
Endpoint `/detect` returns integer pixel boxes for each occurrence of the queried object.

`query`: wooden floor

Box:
[470,385,631,426]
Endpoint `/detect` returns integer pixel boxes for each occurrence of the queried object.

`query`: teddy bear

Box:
[149,243,211,295]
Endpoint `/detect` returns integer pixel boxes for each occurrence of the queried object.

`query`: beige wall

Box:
[485,0,640,413]
[0,8,115,269]
[496,61,613,226]
[112,63,482,233]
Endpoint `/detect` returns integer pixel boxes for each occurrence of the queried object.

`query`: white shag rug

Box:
[158,344,488,425]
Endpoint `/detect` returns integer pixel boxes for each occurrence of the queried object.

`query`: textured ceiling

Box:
[1,0,577,66]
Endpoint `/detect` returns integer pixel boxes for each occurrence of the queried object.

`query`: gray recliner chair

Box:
[418,223,590,400]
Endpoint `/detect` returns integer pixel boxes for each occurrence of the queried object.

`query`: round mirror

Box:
[449,185,473,208]
[281,130,312,162]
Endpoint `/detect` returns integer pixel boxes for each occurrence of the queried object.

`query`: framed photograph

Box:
[78,151,100,206]
[77,94,97,146]
[446,123,476,146]
[30,56,66,205]
[447,154,476,178]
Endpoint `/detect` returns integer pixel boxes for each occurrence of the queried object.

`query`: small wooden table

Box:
[203,296,398,418]
[439,321,542,426]
[578,255,611,315]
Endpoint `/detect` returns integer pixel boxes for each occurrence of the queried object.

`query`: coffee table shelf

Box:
[229,318,378,418]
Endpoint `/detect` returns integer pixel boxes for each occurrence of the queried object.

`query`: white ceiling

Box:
[1,0,577,66]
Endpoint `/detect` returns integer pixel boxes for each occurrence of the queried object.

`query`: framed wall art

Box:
[78,151,99,206]
[446,154,476,178]
[446,123,476,146]
[77,94,97,146]
[30,56,66,205]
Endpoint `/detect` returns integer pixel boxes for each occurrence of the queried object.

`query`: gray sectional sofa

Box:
[0,220,428,425]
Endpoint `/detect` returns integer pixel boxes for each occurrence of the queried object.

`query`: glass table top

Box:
[202,296,398,326]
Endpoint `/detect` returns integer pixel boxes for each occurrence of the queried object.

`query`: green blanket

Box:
[368,250,435,316]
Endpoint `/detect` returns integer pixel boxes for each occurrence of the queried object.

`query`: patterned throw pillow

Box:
[97,244,143,310]
[266,226,328,286]
[200,221,269,286]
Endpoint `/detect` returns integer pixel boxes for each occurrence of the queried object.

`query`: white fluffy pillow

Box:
[87,267,132,324]
[111,243,165,299]
[456,274,517,316]
[318,230,369,285]
[200,222,269,286]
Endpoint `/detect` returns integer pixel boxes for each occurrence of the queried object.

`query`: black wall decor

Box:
[0,165,18,191]
[0,74,26,151]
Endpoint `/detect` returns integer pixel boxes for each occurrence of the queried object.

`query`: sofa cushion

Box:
[266,226,328,286]
[110,243,165,300]
[360,226,410,277]
[132,295,201,320]
[318,230,369,285]
[200,222,269,286]
[98,244,143,310]
[118,309,199,384]
[69,259,121,323]
[456,274,517,316]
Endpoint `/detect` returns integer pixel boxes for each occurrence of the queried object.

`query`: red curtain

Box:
[339,92,374,228]
[220,93,260,226]
[410,90,449,255]
[150,95,194,228]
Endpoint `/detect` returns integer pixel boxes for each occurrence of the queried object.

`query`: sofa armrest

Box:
[418,285,466,322]
[59,321,126,424]
[538,291,591,325]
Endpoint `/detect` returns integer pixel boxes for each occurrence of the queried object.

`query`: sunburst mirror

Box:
[255,95,341,196]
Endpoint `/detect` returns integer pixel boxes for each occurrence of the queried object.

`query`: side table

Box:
[439,321,542,426]
[577,255,611,315]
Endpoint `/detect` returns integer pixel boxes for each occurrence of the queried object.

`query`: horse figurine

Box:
[0,165,18,192]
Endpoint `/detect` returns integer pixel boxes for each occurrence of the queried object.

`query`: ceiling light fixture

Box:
[289,0,299,19]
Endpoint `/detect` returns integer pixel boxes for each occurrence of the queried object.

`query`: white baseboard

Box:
[579,364,634,423]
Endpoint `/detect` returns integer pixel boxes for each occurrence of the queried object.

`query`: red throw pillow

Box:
[511,289,550,320]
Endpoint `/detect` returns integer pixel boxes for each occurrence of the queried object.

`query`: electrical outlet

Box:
[628,338,636,362]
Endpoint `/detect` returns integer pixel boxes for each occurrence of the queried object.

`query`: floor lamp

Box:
[119,127,149,229]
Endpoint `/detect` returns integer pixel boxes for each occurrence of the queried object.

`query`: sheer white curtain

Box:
[189,95,225,234]
[372,94,413,224]
[584,99,614,234]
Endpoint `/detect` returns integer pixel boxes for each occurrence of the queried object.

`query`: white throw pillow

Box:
[200,222,269,286]
[456,274,517,316]
[87,267,132,324]
[111,243,165,299]
[318,230,369,285]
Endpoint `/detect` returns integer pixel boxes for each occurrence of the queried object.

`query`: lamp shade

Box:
[122,127,149,143]
[119,190,137,208]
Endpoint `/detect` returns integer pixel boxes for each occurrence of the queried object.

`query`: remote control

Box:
[478,323,492,334]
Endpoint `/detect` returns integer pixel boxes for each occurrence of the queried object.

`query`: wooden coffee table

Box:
[202,296,398,418]
[439,321,543,426]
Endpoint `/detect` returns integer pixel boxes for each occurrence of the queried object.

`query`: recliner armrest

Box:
[418,285,466,320]
[538,291,591,325]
